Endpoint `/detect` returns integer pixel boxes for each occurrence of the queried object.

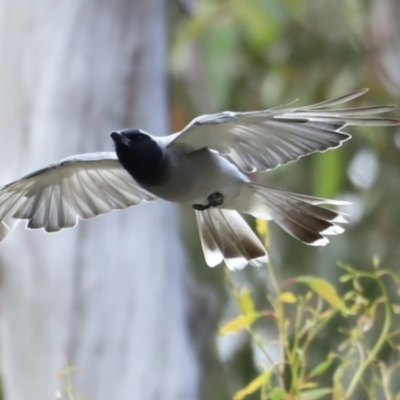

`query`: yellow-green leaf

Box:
[300,388,332,400]
[238,288,256,314]
[233,370,271,400]
[297,276,350,315]
[300,382,318,389]
[279,292,297,303]
[339,274,353,283]
[255,219,269,237]
[219,313,260,336]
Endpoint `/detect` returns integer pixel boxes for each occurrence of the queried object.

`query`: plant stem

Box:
[248,326,286,387]
[266,258,280,298]
[345,275,392,398]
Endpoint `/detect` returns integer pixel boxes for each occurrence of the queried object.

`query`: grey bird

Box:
[0,89,398,270]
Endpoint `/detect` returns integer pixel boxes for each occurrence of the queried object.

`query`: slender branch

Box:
[345,275,393,397]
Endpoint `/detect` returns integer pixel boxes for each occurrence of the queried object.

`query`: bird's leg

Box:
[192,192,224,211]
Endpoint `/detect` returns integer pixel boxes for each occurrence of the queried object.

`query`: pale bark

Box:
[0,1,200,399]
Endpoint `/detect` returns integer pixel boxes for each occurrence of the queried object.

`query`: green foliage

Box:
[220,225,400,399]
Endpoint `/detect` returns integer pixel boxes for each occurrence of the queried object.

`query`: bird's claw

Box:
[192,192,224,211]
[192,203,210,211]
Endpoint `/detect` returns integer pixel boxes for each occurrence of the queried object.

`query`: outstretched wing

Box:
[168,89,400,173]
[0,152,157,241]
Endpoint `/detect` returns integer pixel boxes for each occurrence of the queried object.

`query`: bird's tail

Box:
[236,183,349,246]
[195,208,268,271]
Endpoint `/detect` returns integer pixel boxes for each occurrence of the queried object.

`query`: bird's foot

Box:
[192,203,211,211]
[192,192,224,211]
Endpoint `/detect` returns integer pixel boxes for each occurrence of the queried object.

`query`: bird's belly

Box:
[143,149,247,206]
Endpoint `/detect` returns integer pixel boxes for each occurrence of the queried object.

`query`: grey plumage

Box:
[0,89,398,269]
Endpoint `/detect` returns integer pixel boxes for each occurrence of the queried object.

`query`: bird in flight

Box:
[0,89,398,270]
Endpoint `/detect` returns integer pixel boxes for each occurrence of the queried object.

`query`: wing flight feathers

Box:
[0,152,157,241]
[169,89,400,173]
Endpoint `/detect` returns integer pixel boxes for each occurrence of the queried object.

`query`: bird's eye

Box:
[136,134,143,141]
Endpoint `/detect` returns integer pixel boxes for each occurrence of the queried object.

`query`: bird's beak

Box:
[110,131,129,146]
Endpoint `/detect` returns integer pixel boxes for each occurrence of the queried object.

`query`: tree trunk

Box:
[0,1,200,399]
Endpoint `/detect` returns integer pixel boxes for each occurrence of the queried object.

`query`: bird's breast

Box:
[142,148,247,205]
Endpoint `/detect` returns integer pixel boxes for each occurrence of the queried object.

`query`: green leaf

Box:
[271,387,286,400]
[233,370,271,400]
[219,313,261,336]
[308,354,335,378]
[300,388,332,400]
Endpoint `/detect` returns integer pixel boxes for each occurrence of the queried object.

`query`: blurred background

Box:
[0,0,399,399]
[171,0,400,398]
